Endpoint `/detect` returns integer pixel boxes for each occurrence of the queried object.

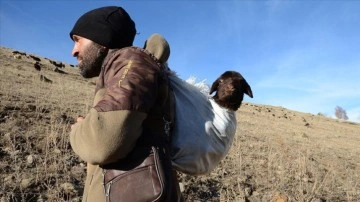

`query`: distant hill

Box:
[1,46,359,201]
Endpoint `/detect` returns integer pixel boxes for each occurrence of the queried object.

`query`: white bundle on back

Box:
[169,74,237,175]
[143,33,253,175]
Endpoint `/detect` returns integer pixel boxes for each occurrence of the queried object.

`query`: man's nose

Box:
[72,43,79,57]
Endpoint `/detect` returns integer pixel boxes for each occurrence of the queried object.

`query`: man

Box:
[69,6,181,201]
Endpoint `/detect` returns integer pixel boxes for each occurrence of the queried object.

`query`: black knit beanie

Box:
[70,6,136,49]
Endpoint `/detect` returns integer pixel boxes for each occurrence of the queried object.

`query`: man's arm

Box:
[70,48,160,165]
[70,107,146,165]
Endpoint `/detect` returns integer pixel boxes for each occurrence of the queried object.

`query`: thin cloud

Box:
[347,107,360,122]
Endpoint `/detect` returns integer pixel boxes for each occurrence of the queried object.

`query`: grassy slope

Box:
[1,47,359,202]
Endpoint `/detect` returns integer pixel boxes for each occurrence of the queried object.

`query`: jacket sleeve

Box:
[70,108,146,165]
[70,49,159,165]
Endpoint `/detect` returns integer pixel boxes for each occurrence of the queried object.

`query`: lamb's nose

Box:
[226,85,235,92]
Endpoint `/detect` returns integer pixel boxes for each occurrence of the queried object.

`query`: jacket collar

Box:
[102,47,163,70]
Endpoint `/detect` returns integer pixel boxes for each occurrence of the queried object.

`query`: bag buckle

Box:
[163,116,171,136]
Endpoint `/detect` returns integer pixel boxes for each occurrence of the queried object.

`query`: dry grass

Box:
[1,46,359,202]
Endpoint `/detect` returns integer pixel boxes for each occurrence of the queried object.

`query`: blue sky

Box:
[1,0,359,123]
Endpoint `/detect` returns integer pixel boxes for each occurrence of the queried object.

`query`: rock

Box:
[61,182,76,193]
[4,175,14,184]
[21,177,35,189]
[4,133,11,140]
[13,55,21,59]
[179,182,185,193]
[11,150,20,156]
[37,195,45,202]
[310,198,326,202]
[273,193,288,202]
[244,186,253,197]
[26,155,35,165]
[40,75,53,83]
[54,148,61,154]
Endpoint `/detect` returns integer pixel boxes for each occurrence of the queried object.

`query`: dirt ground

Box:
[1,46,359,202]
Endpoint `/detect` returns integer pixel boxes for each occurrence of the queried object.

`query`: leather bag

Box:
[102,147,165,202]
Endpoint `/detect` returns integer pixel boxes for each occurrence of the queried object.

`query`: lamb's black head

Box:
[210,71,253,111]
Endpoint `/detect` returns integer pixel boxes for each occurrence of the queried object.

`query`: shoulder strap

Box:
[138,66,174,148]
[162,72,175,144]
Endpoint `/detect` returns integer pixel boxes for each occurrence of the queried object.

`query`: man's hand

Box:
[71,116,84,129]
[77,116,84,122]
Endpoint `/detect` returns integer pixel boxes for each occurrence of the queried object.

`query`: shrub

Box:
[335,106,349,120]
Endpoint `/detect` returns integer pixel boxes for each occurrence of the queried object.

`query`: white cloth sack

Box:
[169,74,237,175]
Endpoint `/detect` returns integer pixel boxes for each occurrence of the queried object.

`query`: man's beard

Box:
[78,43,107,78]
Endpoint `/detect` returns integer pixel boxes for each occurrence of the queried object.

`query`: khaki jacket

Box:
[70,47,180,202]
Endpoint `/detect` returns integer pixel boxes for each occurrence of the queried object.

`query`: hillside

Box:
[1,46,359,202]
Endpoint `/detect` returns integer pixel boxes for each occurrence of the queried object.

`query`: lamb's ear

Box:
[210,79,220,95]
[143,39,148,49]
[243,80,253,98]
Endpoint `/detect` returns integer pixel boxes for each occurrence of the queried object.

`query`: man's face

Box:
[71,35,107,78]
